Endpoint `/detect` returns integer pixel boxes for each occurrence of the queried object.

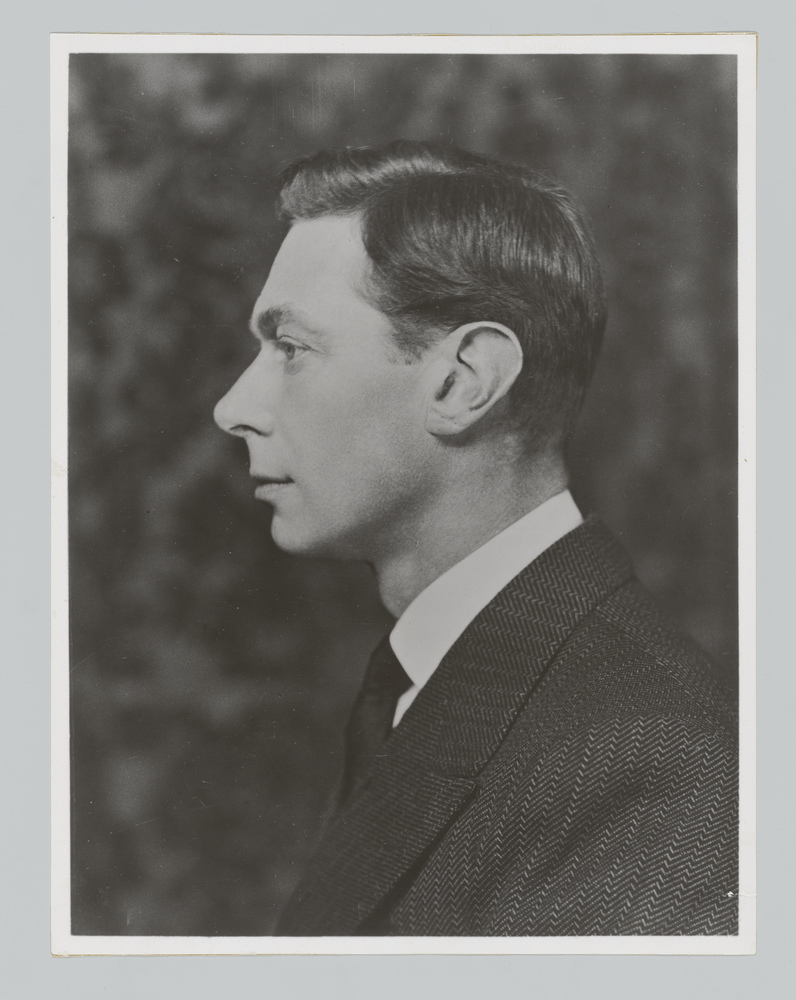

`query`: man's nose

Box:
[213,359,274,438]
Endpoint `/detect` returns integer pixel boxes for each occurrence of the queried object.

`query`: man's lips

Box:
[251,474,293,500]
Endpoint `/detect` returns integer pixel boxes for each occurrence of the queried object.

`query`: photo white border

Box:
[50,31,756,957]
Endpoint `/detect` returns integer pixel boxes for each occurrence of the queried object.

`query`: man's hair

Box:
[277,140,607,452]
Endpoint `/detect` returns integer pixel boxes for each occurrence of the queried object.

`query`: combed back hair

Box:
[277,141,607,452]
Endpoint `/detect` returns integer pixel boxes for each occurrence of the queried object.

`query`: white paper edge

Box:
[50,31,757,957]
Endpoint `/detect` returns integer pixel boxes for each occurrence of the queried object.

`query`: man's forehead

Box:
[250,215,385,335]
[269,215,369,288]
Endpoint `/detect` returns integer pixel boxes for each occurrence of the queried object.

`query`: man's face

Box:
[214,215,438,562]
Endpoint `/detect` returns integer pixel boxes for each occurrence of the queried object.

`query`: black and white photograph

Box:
[50,34,755,954]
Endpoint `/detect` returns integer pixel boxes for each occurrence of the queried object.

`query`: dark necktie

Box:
[340,635,412,806]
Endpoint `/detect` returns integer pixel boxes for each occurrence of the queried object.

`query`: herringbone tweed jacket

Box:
[276,517,738,936]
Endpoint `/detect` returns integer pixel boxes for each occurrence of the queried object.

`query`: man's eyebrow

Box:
[249,305,327,342]
[249,305,286,340]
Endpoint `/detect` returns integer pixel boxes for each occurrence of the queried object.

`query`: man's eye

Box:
[275,338,303,361]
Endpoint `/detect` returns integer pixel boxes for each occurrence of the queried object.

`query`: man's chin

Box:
[271,513,329,559]
[269,520,311,556]
[269,516,351,561]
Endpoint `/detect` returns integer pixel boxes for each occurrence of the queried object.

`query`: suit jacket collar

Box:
[276,516,633,935]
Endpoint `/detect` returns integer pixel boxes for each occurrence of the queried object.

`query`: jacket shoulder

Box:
[532,578,736,739]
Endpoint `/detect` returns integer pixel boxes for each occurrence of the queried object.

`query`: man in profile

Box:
[214,141,737,936]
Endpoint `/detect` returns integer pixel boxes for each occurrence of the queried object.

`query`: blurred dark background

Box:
[68,52,737,935]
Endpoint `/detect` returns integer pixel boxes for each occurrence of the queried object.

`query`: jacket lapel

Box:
[275,759,477,935]
[276,517,633,935]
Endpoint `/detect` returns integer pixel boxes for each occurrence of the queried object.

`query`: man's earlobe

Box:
[426,322,524,437]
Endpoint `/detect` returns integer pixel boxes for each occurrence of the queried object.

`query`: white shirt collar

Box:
[390,489,583,725]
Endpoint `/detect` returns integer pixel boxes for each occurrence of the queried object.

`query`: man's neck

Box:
[373,464,568,618]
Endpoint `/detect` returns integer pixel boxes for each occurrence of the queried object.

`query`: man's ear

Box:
[425,322,524,437]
